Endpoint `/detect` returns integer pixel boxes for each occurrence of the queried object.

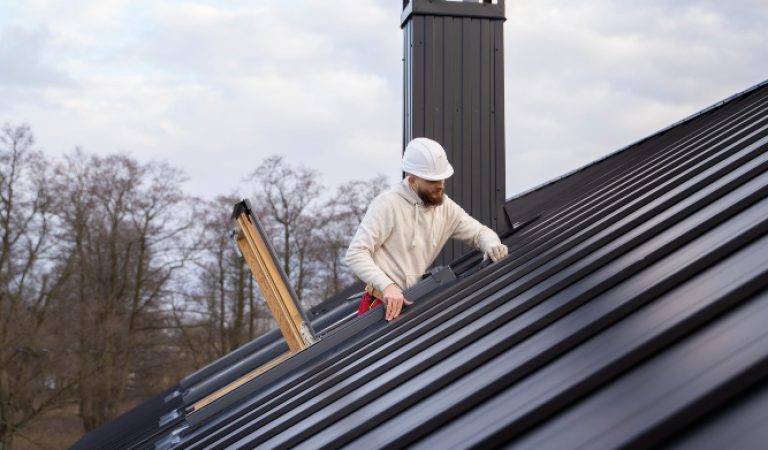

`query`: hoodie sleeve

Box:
[447,199,502,251]
[345,194,397,292]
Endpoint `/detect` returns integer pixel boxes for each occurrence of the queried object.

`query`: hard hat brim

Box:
[408,164,454,181]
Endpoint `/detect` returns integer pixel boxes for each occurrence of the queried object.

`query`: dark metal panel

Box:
[492,140,768,323]
[356,236,768,449]
[181,299,359,405]
[498,130,768,317]
[187,266,525,448]
[289,219,768,449]
[469,18,483,232]
[506,122,768,275]
[507,289,768,450]
[185,305,389,426]
[181,339,288,405]
[459,16,473,231]
[666,381,768,450]
[404,6,507,265]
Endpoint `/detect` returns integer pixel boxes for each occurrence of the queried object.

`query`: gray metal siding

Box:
[403,3,508,265]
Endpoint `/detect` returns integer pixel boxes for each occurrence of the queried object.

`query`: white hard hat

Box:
[401,137,454,181]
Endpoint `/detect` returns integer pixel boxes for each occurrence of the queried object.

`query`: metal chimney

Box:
[402,0,508,265]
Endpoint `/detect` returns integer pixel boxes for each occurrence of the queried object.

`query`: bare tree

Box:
[177,195,272,362]
[0,124,73,450]
[51,150,195,431]
[313,174,390,299]
[247,155,323,303]
[0,132,391,445]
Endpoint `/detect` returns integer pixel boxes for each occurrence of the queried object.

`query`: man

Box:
[346,137,508,321]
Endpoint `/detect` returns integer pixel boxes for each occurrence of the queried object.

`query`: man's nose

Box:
[435,180,445,189]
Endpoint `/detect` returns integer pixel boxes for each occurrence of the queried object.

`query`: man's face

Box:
[410,176,446,206]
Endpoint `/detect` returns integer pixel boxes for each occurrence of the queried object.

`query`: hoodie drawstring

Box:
[404,178,438,249]
[411,203,418,248]
[431,210,436,247]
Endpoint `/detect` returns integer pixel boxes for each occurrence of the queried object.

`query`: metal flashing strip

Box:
[158,409,181,428]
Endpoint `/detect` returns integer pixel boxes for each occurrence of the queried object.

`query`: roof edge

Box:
[505,77,768,205]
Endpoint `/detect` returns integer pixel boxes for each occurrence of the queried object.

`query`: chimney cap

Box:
[404,0,503,6]
[402,0,505,26]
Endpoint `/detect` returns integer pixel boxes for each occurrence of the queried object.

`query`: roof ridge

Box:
[506,77,768,204]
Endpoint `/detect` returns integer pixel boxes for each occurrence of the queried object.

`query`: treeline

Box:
[0,123,387,449]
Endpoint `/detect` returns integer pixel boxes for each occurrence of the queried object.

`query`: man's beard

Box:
[416,185,444,206]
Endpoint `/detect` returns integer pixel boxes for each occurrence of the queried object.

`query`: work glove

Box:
[483,243,508,262]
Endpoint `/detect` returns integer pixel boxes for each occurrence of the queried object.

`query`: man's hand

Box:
[483,243,508,262]
[382,283,413,321]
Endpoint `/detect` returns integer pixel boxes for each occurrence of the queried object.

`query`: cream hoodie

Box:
[346,178,502,292]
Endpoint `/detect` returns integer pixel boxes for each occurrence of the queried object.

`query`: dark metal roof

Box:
[72,80,768,449]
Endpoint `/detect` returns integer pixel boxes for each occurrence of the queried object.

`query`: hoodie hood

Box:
[397,177,423,205]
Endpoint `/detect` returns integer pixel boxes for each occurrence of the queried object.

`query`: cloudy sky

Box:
[1,0,766,200]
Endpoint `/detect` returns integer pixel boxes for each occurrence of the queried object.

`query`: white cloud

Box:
[0,0,765,200]
[504,0,768,195]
